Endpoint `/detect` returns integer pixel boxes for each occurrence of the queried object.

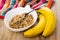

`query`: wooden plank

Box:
[55,0,60,40]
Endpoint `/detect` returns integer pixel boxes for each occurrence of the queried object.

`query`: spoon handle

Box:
[25,2,47,16]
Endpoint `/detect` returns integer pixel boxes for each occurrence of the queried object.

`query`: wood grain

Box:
[0,0,60,40]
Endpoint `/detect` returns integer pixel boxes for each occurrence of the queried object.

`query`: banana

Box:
[24,14,46,37]
[36,7,56,37]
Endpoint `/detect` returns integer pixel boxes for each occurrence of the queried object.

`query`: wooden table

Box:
[0,0,60,40]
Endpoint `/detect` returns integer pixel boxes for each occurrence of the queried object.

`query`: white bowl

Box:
[4,5,38,32]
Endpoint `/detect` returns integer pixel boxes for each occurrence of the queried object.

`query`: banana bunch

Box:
[24,7,56,37]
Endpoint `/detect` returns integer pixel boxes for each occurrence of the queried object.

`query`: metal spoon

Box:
[14,2,47,24]
[25,2,47,17]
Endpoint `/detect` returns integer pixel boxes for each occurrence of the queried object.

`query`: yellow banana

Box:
[24,14,46,37]
[36,7,56,37]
